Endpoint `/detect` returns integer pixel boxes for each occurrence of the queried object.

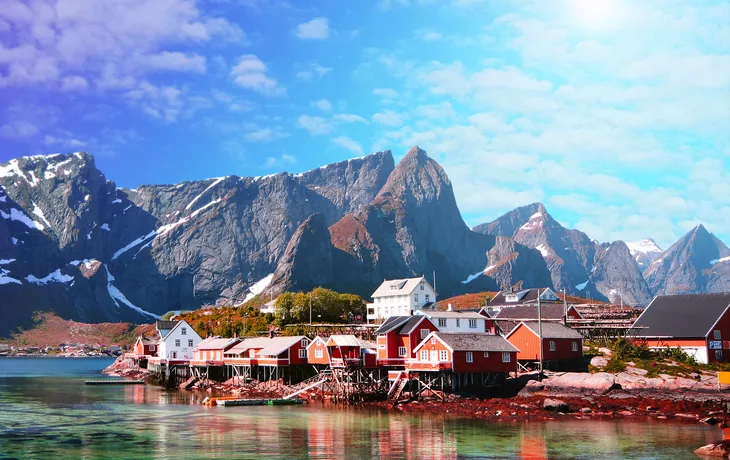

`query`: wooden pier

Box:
[203,397,305,407]
[85,380,146,385]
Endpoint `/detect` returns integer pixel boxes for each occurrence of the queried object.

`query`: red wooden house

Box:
[374,315,438,367]
[325,335,377,368]
[133,336,157,357]
[495,304,583,334]
[631,293,730,364]
[190,337,241,366]
[223,336,310,367]
[506,321,583,363]
[408,332,518,374]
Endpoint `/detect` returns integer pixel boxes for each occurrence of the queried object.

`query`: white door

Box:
[430,350,438,362]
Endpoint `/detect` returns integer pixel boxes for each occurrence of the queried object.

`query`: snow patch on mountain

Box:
[0,268,21,285]
[104,265,160,319]
[576,280,589,290]
[26,269,74,285]
[711,256,730,266]
[535,244,550,257]
[243,273,274,303]
[1,207,45,231]
[185,177,225,211]
[627,238,663,256]
[461,270,484,284]
[31,202,52,229]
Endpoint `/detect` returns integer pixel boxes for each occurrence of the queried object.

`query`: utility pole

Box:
[309,292,313,326]
[563,289,568,326]
[538,288,544,381]
[433,271,437,296]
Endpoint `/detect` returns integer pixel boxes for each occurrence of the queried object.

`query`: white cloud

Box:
[134,51,206,73]
[297,115,332,135]
[311,99,332,111]
[372,110,406,127]
[333,113,368,123]
[372,88,399,98]
[413,29,443,42]
[417,101,456,119]
[331,136,363,155]
[231,55,285,96]
[60,75,88,91]
[0,121,38,138]
[262,153,297,168]
[294,17,329,40]
[295,62,332,81]
[244,126,289,142]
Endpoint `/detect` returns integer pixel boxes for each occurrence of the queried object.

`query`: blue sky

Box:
[0,0,728,248]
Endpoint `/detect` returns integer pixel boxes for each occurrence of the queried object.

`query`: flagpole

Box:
[538,289,544,381]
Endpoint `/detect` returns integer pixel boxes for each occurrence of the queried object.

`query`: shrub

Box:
[604,358,627,373]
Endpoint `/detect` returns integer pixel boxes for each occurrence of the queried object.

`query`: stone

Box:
[580,407,592,413]
[590,356,608,368]
[543,398,569,413]
[695,440,730,458]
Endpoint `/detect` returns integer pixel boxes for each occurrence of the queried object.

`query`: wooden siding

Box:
[407,337,517,373]
[307,341,330,365]
[507,324,583,361]
[707,307,730,363]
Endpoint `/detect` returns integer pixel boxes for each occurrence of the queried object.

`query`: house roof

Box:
[257,336,307,357]
[306,336,327,350]
[418,332,518,353]
[374,316,412,334]
[514,321,584,340]
[488,288,560,306]
[371,277,429,298]
[325,335,375,348]
[399,316,432,335]
[495,304,574,321]
[418,310,485,319]
[631,293,730,338]
[136,337,156,345]
[156,320,178,332]
[227,337,279,354]
[196,337,240,351]
[160,320,199,340]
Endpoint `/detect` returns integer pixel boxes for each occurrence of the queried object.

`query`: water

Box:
[0,358,722,459]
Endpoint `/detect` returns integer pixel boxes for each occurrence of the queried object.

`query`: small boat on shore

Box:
[202,396,305,407]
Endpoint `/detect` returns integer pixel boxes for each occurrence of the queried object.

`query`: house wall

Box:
[369,280,437,322]
[406,320,439,358]
[638,338,709,364]
[377,331,403,365]
[567,306,581,320]
[507,325,582,361]
[158,322,201,361]
[288,338,310,365]
[431,316,487,333]
[706,308,730,364]
[408,338,517,373]
[307,340,330,365]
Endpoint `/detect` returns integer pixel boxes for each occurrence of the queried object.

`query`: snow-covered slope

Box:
[626,238,663,270]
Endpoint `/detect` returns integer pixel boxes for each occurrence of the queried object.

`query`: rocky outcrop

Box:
[591,242,653,305]
[644,224,730,296]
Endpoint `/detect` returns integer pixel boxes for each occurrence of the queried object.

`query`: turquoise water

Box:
[0,358,723,459]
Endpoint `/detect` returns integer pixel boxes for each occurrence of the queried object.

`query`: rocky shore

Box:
[101,355,150,381]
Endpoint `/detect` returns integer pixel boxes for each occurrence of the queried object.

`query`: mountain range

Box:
[1,147,728,335]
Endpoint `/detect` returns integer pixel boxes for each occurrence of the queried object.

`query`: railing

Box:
[406,362,451,371]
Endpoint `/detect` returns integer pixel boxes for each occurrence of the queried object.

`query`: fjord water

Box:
[0,358,721,459]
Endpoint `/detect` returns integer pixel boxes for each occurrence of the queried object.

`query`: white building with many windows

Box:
[415,309,489,333]
[156,320,202,362]
[367,276,438,323]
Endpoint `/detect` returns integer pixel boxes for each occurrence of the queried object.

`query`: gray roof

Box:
[374,316,412,334]
[399,316,431,335]
[256,336,308,357]
[496,304,572,321]
[517,321,583,339]
[156,320,178,331]
[632,293,730,338]
[418,311,485,319]
[488,288,560,306]
[371,277,427,298]
[326,335,375,348]
[424,333,519,353]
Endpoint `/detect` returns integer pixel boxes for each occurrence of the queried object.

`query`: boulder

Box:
[543,372,617,394]
[543,398,569,413]
[590,356,608,368]
[695,440,730,458]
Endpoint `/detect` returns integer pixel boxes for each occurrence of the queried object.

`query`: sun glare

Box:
[570,0,622,30]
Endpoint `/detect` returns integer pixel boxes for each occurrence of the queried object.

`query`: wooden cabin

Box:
[408,332,518,374]
[506,321,583,363]
[190,337,241,366]
[374,315,439,367]
[133,336,157,357]
[306,336,330,366]
[631,293,730,364]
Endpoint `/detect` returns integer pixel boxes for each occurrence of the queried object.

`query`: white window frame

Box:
[420,350,428,361]
[398,346,406,357]
[175,339,180,347]
[549,340,556,351]
[715,330,722,340]
[469,319,477,329]
[181,327,187,336]
[150,345,155,351]
[314,348,323,358]
[378,344,385,350]
[438,318,447,328]
[455,319,460,328]
[298,349,306,359]
[572,341,578,352]
[414,294,419,302]
[465,352,473,363]
[439,350,448,361]
[420,283,424,291]
[431,337,436,344]
[188,339,193,347]
[502,352,510,362]
[420,328,429,339]
[716,350,724,361]
[172,351,177,359]
[301,339,308,347]
[425,294,430,302]
[484,352,489,358]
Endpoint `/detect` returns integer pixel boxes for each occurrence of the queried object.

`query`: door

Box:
[430,350,438,362]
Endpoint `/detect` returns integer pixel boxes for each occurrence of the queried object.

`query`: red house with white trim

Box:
[506,321,583,362]
[631,293,730,364]
[191,337,241,366]
[407,332,518,374]
[374,315,438,367]
[133,336,157,357]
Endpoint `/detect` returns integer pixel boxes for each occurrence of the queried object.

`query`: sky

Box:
[0,0,728,249]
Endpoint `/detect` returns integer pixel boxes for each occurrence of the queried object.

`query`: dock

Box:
[85,380,146,385]
[203,397,305,407]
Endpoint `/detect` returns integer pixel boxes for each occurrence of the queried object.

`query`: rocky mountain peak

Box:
[375,146,452,208]
[626,238,663,270]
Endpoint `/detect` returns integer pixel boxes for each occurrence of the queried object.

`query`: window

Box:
[716,350,724,361]
[299,349,307,359]
[181,327,187,336]
[315,349,323,358]
[466,352,473,363]
[439,350,448,361]
[188,339,193,347]
[456,319,460,328]
[301,339,307,347]
[378,344,385,350]
[414,294,419,302]
[715,330,722,340]
[175,339,180,347]
[502,352,511,362]
[420,329,429,339]
[420,282,424,291]
[150,345,155,351]
[425,294,430,302]
[431,337,436,344]
[420,350,428,361]
[483,352,489,358]
[549,341,556,351]
[172,351,177,359]
[572,341,579,352]
[398,346,406,357]
[469,319,477,329]
[438,318,447,328]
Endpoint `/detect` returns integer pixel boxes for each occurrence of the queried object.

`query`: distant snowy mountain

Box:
[626,238,663,270]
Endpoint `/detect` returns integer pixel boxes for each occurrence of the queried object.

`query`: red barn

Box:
[133,336,157,357]
[375,315,438,367]
[191,337,241,366]
[631,293,730,364]
[506,321,583,363]
[307,336,330,366]
[408,332,518,374]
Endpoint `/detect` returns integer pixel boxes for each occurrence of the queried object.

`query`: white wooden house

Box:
[156,320,202,363]
[367,276,438,323]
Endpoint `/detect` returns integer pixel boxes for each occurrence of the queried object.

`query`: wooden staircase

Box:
[388,376,409,400]
[283,370,331,400]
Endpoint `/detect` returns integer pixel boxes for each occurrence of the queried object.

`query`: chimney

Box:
[447,303,453,312]
[269,329,275,339]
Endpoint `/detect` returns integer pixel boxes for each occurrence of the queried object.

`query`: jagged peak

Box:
[293,150,394,178]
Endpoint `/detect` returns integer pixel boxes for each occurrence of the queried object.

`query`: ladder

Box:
[388,376,409,400]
